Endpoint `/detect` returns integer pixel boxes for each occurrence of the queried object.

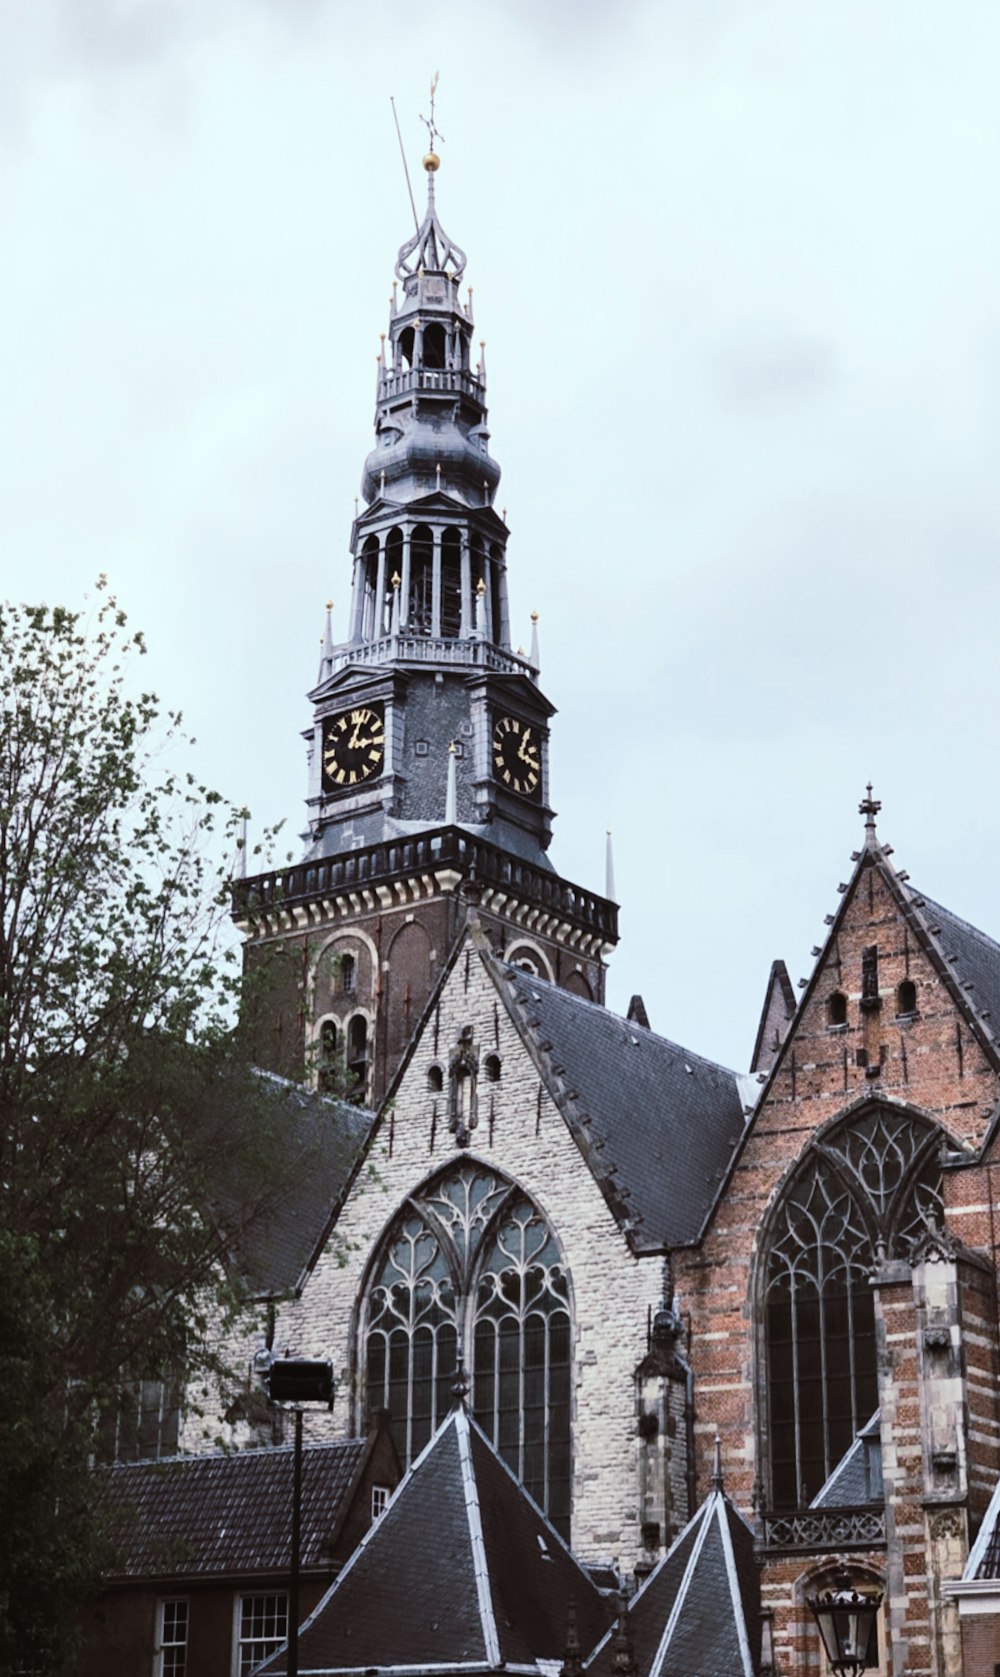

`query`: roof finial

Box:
[420,70,444,171]
[559,1603,583,1677]
[711,1433,725,1492]
[859,781,881,849]
[451,1345,469,1405]
[610,1594,637,1677]
[606,830,616,901]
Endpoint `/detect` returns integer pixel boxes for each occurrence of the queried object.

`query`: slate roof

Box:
[495,962,752,1251]
[810,1412,881,1509]
[586,1486,760,1677]
[909,890,1000,1037]
[98,1438,370,1581]
[963,1472,1000,1581]
[229,1077,376,1296]
[257,1404,613,1674]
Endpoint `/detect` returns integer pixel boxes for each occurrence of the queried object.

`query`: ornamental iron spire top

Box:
[395,76,467,280]
[859,782,881,849]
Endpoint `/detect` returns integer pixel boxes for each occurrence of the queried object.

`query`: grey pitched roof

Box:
[257,1405,612,1675]
[228,1079,376,1296]
[910,890,1000,1033]
[99,1439,369,1581]
[587,1490,760,1677]
[810,1412,881,1508]
[495,963,751,1251]
[964,1473,1000,1580]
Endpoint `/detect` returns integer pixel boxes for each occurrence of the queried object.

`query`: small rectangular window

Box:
[157,1599,188,1677]
[372,1483,390,1521]
[235,1594,288,1677]
[414,739,429,757]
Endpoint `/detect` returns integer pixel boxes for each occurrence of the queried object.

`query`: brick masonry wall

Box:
[263,932,661,1566]
[675,853,1000,1676]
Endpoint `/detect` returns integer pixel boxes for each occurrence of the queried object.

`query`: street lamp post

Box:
[806,1573,883,1677]
[265,1358,335,1677]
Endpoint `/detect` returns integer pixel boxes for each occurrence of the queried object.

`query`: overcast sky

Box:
[4,0,1000,1069]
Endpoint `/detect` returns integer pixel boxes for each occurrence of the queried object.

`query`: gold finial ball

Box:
[326,599,333,611]
[530,611,539,623]
[423,150,440,172]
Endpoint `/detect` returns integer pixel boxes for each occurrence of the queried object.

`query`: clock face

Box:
[492,714,542,798]
[323,705,385,790]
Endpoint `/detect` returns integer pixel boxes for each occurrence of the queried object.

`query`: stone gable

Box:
[268,931,664,1563]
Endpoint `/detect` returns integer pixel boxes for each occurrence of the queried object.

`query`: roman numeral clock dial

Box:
[492,714,542,798]
[322,705,385,790]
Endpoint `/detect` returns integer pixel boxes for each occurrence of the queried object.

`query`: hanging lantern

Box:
[806,1574,883,1676]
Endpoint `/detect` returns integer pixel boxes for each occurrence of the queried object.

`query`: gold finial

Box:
[516,645,525,656]
[326,599,333,611]
[530,611,539,623]
[391,572,401,589]
[476,577,486,595]
[423,151,440,172]
[448,739,457,754]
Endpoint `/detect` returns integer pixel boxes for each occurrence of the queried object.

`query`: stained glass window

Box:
[765,1106,942,1510]
[364,1163,572,1537]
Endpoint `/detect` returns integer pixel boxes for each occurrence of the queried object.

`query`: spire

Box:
[529,610,540,671]
[445,741,458,824]
[317,599,334,684]
[233,810,248,881]
[859,781,881,851]
[394,81,467,282]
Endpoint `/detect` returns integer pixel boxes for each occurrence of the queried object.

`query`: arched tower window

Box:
[318,1018,338,1094]
[441,528,462,638]
[347,1014,369,1104]
[361,533,380,640]
[423,322,447,369]
[896,980,917,1016]
[409,525,433,637]
[363,1163,572,1537]
[827,991,848,1027]
[764,1106,942,1511]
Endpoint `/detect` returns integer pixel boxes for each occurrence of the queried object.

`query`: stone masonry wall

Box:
[266,933,661,1567]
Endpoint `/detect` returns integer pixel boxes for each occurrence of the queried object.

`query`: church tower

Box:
[234,147,617,1105]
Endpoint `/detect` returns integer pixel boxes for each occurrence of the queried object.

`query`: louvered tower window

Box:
[363,1163,572,1536]
[765,1106,942,1510]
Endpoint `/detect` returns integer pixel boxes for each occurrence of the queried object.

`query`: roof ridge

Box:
[456,1408,501,1665]
[648,1497,714,1677]
[715,1494,756,1677]
[105,1437,367,1474]
[501,965,739,1080]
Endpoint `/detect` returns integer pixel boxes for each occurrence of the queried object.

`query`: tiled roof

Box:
[227,1080,376,1295]
[496,963,751,1251]
[586,1488,760,1677]
[810,1412,881,1509]
[99,1439,368,1580]
[257,1406,613,1674]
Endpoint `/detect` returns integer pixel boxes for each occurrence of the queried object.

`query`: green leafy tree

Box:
[0,583,311,1671]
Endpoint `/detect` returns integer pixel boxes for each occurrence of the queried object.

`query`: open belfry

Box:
[88,127,1000,1677]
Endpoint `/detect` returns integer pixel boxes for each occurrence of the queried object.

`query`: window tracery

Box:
[765,1106,942,1511]
[364,1162,571,1535]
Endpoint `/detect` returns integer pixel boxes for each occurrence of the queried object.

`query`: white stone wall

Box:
[268,935,662,1565]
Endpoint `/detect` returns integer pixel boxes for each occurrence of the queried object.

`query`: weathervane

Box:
[420,70,444,156]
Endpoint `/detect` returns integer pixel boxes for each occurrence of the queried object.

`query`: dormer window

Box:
[827,991,848,1027]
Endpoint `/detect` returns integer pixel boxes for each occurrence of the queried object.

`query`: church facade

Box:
[97,147,1000,1677]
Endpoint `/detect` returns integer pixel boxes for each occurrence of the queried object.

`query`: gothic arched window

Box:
[764,1105,942,1511]
[363,1163,572,1536]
